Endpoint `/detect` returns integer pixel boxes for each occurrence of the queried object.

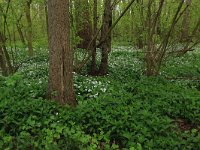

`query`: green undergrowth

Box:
[0,47,200,149]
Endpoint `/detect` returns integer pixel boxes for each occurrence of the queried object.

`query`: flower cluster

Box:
[74,74,109,100]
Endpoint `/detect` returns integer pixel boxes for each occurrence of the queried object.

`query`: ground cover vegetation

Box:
[0,0,200,149]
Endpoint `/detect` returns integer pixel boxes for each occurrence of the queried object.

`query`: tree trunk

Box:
[145,0,162,76]
[44,0,49,37]
[0,32,13,76]
[16,23,26,45]
[98,0,112,76]
[11,7,26,46]
[145,50,160,76]
[74,0,92,49]
[47,0,77,106]
[90,0,98,75]
[145,0,184,76]
[0,32,7,75]
[0,46,8,76]
[25,0,33,56]
[181,0,192,42]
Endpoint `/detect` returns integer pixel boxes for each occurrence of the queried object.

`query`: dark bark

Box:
[0,46,8,76]
[25,0,33,56]
[74,0,92,49]
[181,0,192,42]
[0,32,13,76]
[74,0,136,72]
[145,0,185,76]
[145,0,164,76]
[89,0,98,75]
[0,1,13,75]
[44,0,48,37]
[17,24,26,45]
[16,15,26,45]
[98,0,112,76]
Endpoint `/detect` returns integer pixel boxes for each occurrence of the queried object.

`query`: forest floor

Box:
[0,46,200,149]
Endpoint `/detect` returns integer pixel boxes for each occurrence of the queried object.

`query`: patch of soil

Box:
[174,118,200,131]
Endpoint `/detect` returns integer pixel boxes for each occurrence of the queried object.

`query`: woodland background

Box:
[0,0,200,149]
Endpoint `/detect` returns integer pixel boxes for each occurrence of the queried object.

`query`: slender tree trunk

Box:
[16,23,26,45]
[145,0,164,76]
[44,0,49,37]
[0,1,13,75]
[25,0,33,56]
[130,7,134,44]
[90,0,98,75]
[0,32,13,76]
[0,30,6,76]
[98,0,112,75]
[181,0,192,42]
[0,46,8,76]
[74,0,136,73]
[47,0,77,106]
[137,0,145,49]
[145,0,185,76]
[11,7,26,46]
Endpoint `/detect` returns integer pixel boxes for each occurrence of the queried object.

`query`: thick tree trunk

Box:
[98,0,112,76]
[25,0,33,56]
[145,50,160,76]
[47,0,77,106]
